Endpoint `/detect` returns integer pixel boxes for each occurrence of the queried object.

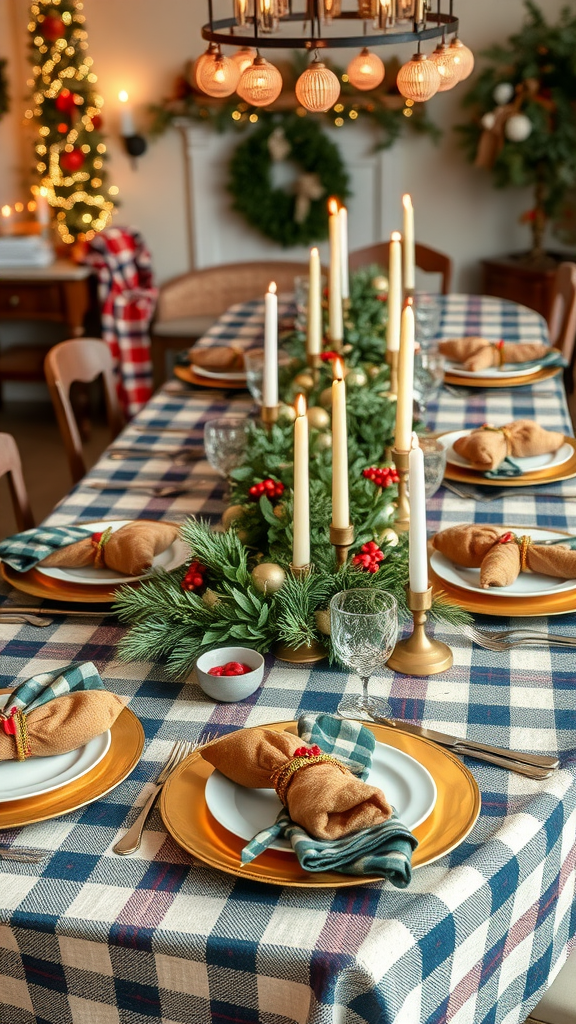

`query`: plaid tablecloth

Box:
[0,295,575,1024]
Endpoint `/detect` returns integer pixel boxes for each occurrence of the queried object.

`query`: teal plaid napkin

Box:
[0,525,92,573]
[483,456,523,479]
[240,714,418,888]
[507,348,566,371]
[7,662,105,715]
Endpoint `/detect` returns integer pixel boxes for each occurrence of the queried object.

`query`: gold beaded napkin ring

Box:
[270,745,349,806]
[0,707,31,760]
[91,525,113,568]
[497,531,532,570]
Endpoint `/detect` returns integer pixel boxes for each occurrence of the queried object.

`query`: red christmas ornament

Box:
[60,148,85,172]
[57,122,69,134]
[91,114,103,130]
[248,478,285,501]
[41,14,66,41]
[352,541,385,573]
[362,466,399,487]
[180,560,207,592]
[320,351,339,362]
[55,89,76,113]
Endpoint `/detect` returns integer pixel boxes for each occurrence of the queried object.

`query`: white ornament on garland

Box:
[504,112,532,142]
[493,82,514,105]
[481,111,497,130]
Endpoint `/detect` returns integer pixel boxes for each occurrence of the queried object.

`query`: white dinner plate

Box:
[191,364,247,383]
[204,740,437,853]
[0,695,111,802]
[438,430,573,474]
[444,358,541,380]
[431,526,576,598]
[36,520,189,586]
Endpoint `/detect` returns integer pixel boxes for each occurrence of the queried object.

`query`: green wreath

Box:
[228,112,350,247]
[0,60,9,122]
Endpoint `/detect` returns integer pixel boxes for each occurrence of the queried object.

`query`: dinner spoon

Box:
[85,481,194,497]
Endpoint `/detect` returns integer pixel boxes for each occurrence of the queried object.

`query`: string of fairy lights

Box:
[26,0,117,245]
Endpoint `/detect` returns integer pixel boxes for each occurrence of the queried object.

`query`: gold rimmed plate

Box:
[444,365,561,389]
[441,436,576,488]
[160,720,480,888]
[0,703,144,828]
[174,365,246,391]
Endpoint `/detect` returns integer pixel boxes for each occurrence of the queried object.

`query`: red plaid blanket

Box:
[83,227,158,417]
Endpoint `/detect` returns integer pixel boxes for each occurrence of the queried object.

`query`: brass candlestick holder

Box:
[307,352,322,386]
[391,447,410,533]
[330,523,354,568]
[387,586,453,676]
[386,349,399,397]
[260,404,279,430]
[275,562,327,663]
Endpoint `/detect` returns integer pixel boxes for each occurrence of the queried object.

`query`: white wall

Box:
[0,0,571,290]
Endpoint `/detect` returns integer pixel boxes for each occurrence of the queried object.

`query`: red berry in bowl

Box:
[208,666,224,676]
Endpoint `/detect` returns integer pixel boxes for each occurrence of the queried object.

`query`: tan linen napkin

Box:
[480,538,576,588]
[0,690,124,760]
[40,521,179,576]
[202,728,393,841]
[453,421,565,472]
[432,524,506,567]
[190,347,244,372]
[439,338,550,372]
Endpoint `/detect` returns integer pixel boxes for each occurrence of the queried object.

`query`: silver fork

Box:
[462,624,576,651]
[113,738,206,855]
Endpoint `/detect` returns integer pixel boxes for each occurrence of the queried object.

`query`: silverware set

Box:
[108,446,202,465]
[462,624,576,652]
[85,481,195,498]
[0,845,50,864]
[443,480,576,502]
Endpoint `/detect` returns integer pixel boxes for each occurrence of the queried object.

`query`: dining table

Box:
[0,292,575,1024]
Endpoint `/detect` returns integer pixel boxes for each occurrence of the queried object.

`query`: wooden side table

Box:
[480,255,558,320]
[0,260,93,389]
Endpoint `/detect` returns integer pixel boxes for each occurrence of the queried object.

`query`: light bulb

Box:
[396,53,441,102]
[295,59,341,113]
[347,48,385,91]
[237,55,283,107]
[194,43,219,88]
[429,42,459,92]
[448,37,474,82]
[231,46,257,76]
[197,51,240,98]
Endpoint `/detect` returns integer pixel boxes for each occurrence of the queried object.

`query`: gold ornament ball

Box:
[222,504,245,529]
[345,368,368,388]
[251,562,287,595]
[306,406,330,429]
[319,386,333,408]
[315,609,331,635]
[293,371,315,391]
[278,402,297,423]
[314,431,332,451]
[368,365,382,379]
[372,274,389,293]
[379,527,400,548]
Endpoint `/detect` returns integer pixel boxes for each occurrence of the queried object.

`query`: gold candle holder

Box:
[307,352,322,386]
[387,586,453,676]
[404,286,415,300]
[391,447,410,533]
[290,562,311,579]
[386,349,399,397]
[260,404,279,429]
[330,523,354,568]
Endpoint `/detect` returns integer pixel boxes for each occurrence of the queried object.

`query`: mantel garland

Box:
[0,59,9,122]
[115,269,471,678]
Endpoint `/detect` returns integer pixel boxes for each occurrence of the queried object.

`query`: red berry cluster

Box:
[208,661,252,676]
[362,466,399,487]
[181,560,207,592]
[320,351,339,362]
[248,478,285,500]
[352,541,385,573]
[294,745,322,757]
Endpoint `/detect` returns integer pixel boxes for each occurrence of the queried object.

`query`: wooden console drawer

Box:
[0,283,65,318]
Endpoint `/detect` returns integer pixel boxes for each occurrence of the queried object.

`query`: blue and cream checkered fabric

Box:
[0,295,575,1024]
[0,524,91,572]
[7,662,104,714]
[193,296,295,352]
[240,714,417,886]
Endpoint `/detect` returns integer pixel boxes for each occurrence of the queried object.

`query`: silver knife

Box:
[373,717,559,770]
[0,846,49,863]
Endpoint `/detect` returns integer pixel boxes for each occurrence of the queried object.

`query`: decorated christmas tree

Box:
[457,1,576,264]
[26,0,117,245]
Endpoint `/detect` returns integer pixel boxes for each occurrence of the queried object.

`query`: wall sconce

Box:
[118,91,147,164]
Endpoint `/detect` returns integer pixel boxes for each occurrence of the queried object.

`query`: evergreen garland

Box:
[0,59,9,121]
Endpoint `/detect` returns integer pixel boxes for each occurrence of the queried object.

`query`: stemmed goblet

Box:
[330,589,398,721]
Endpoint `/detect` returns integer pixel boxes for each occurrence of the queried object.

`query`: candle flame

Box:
[14,202,24,213]
[328,197,339,215]
[118,90,129,103]
[295,393,307,417]
[1,205,11,218]
[268,281,277,294]
[402,193,413,210]
[391,230,402,242]
[311,246,319,256]
[333,356,344,381]
[405,296,414,307]
[411,432,420,450]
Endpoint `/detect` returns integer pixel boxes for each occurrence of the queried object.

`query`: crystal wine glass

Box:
[203,417,248,477]
[330,589,398,721]
[413,347,446,423]
[244,348,293,405]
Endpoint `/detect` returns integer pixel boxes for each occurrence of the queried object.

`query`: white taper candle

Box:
[328,198,343,345]
[292,392,310,568]
[409,434,428,593]
[394,301,415,452]
[263,281,278,407]
[331,356,350,528]
[307,247,322,358]
[387,231,402,354]
[402,194,415,292]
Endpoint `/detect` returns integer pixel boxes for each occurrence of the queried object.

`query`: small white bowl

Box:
[195,647,264,702]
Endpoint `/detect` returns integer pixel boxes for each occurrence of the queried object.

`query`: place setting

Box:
[439,335,566,389]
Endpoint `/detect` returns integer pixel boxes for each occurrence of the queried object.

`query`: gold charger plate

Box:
[0,703,144,828]
[174,365,246,391]
[442,437,576,488]
[443,365,561,389]
[160,720,480,888]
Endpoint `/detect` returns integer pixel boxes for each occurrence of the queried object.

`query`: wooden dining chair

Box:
[151,260,312,387]
[548,261,576,363]
[44,338,124,485]
[349,241,453,294]
[0,433,35,533]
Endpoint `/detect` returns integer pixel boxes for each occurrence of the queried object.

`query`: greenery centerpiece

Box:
[115,270,469,678]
